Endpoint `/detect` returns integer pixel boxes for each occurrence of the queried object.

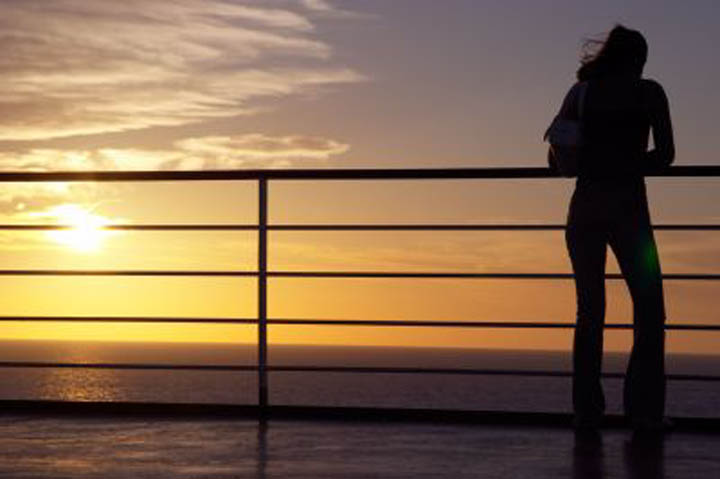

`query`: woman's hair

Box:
[577,25,648,81]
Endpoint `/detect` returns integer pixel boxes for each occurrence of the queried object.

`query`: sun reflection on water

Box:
[38,368,122,402]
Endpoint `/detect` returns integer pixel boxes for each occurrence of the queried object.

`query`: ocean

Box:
[1,340,718,417]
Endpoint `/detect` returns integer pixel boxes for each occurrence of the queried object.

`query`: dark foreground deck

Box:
[1,402,719,478]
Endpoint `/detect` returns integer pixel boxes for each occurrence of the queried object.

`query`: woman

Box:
[552,25,675,431]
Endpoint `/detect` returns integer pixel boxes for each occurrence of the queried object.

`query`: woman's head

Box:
[577,25,648,81]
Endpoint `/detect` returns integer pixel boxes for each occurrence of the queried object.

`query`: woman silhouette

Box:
[553,25,675,431]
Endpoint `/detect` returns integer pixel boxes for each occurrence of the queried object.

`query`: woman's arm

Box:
[558,82,584,120]
[644,80,675,169]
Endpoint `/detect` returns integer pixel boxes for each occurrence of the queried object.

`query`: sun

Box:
[44,204,115,252]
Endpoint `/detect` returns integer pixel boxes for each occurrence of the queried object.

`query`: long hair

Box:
[577,25,648,81]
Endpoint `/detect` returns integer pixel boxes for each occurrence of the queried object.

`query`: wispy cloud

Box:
[0,183,102,217]
[301,0,334,12]
[170,134,350,168]
[0,131,348,220]
[0,0,364,141]
[0,133,349,171]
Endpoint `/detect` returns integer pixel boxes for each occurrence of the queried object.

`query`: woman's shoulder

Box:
[562,81,589,105]
[637,78,670,114]
[556,81,587,118]
[567,80,589,94]
[639,78,668,100]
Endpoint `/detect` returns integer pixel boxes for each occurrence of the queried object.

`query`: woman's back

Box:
[580,77,654,185]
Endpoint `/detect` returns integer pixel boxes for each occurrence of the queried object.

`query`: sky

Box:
[0,0,719,353]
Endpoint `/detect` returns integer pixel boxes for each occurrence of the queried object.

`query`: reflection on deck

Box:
[0,407,717,478]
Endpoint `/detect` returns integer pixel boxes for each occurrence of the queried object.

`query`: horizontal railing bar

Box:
[271,224,563,231]
[0,269,716,280]
[267,366,720,382]
[0,316,717,330]
[0,361,715,381]
[0,224,258,231]
[267,271,720,280]
[0,270,256,276]
[268,319,720,330]
[2,223,720,232]
[0,168,552,182]
[0,270,716,279]
[0,316,257,323]
[267,224,720,231]
[1,165,720,182]
[653,224,720,231]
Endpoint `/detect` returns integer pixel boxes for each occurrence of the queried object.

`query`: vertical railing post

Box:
[257,177,268,418]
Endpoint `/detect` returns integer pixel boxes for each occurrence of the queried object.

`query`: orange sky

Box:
[0,179,718,354]
[0,1,719,354]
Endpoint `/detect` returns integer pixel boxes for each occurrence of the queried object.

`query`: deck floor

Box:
[1,414,719,478]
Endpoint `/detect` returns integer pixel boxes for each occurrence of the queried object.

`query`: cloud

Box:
[299,0,372,19]
[0,0,364,141]
[0,131,349,220]
[301,0,334,11]
[0,183,108,219]
[170,134,349,168]
[0,133,349,172]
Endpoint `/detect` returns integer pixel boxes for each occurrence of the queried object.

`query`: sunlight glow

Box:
[43,204,116,252]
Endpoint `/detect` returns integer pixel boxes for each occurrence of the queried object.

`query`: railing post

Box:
[258,178,268,419]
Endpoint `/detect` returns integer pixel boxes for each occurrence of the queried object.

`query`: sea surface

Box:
[0,340,718,417]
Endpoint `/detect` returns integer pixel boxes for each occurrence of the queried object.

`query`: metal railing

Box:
[1,166,720,414]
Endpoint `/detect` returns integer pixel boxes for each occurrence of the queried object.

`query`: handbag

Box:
[544,82,588,177]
